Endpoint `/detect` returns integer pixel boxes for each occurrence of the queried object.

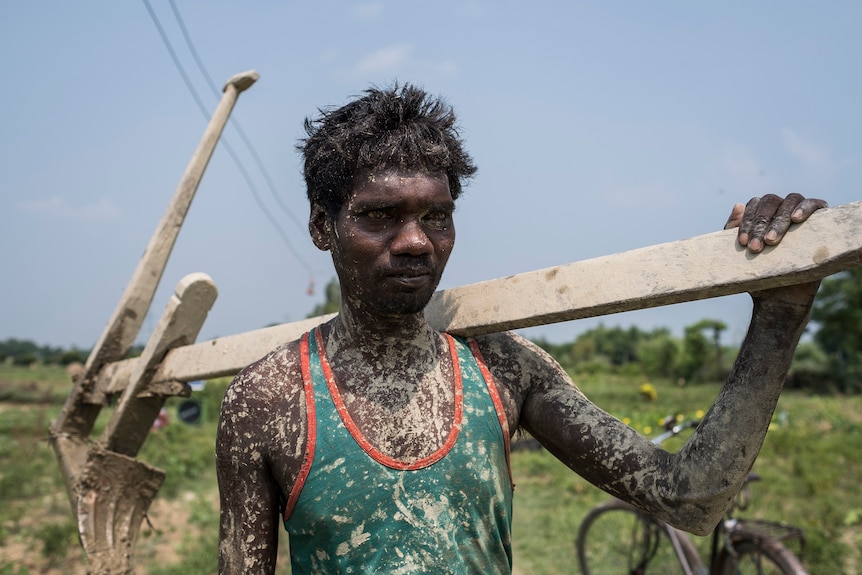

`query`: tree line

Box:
[0,339,87,367]
[531,320,731,385]
[4,269,860,393]
[533,268,862,394]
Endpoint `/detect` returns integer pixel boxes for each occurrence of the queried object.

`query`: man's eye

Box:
[423,211,451,226]
[425,210,450,221]
[365,210,392,220]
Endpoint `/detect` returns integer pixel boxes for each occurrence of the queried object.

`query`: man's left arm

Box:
[499,193,827,534]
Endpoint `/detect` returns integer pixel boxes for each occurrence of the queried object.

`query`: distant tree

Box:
[702,319,728,378]
[41,344,67,365]
[569,334,597,364]
[539,324,677,376]
[60,349,87,365]
[0,338,40,360]
[676,319,727,383]
[531,338,567,360]
[13,353,38,367]
[307,278,342,318]
[0,339,90,366]
[785,341,830,390]
[811,268,862,392]
[570,324,644,367]
[637,331,679,378]
[125,344,145,359]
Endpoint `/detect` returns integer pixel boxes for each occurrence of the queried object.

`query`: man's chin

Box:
[374,288,436,316]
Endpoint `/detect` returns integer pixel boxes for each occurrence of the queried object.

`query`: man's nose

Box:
[391,219,432,255]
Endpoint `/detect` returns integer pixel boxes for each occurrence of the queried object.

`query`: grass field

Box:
[1,365,860,574]
[511,374,862,574]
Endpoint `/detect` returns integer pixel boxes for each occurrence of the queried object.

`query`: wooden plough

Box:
[51,70,862,574]
[49,70,256,575]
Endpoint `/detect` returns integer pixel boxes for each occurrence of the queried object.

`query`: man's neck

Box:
[321,302,456,459]
[325,303,441,365]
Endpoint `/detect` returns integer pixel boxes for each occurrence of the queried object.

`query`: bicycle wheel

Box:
[576,500,703,575]
[715,538,808,575]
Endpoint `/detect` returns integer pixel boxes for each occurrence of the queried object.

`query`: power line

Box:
[140,0,315,276]
[167,0,307,234]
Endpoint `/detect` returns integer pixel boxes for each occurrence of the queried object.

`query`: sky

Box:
[1,1,860,351]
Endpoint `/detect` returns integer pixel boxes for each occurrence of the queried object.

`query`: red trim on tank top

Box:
[315,328,464,471]
[283,332,317,521]
[467,338,515,491]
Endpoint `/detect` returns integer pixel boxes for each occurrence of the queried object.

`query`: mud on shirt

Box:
[283,329,514,574]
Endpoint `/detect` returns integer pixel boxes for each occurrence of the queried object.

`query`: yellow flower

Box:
[643,426,653,435]
[639,383,658,401]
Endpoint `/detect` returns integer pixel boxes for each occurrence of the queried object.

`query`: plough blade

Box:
[76,447,165,575]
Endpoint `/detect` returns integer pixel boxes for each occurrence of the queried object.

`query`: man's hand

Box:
[724,193,828,253]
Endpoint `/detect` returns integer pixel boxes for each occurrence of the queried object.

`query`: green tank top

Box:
[283,328,514,574]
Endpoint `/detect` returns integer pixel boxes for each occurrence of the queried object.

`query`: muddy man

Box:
[216,84,827,574]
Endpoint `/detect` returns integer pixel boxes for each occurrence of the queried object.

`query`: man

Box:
[216,84,826,574]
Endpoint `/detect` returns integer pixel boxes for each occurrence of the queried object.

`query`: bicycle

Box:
[575,416,808,574]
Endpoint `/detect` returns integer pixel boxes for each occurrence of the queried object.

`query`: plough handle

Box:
[51,70,258,438]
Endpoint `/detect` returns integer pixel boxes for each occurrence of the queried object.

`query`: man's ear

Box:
[309,204,333,251]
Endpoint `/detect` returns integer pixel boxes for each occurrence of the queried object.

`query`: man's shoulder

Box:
[469,331,569,385]
[228,336,306,400]
[470,331,548,361]
[217,335,310,459]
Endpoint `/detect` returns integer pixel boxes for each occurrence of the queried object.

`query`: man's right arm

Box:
[216,369,280,574]
[216,344,306,574]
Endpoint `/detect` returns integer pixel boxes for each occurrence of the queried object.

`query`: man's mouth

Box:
[385,267,434,287]
[388,268,431,277]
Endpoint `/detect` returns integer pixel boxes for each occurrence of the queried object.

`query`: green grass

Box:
[510,375,862,575]
[1,371,860,574]
[0,364,72,403]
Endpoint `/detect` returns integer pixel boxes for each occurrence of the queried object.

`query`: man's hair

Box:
[298,83,477,215]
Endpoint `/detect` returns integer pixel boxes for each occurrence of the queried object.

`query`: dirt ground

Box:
[3,491,530,574]
[0,484,198,574]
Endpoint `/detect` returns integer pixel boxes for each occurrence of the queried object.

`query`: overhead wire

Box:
[166,0,308,235]
[140,0,316,279]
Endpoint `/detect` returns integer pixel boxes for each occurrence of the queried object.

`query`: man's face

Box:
[313,170,456,318]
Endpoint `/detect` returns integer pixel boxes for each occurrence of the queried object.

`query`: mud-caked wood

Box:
[97,200,862,393]
[49,70,257,575]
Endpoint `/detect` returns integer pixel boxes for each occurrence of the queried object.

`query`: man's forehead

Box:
[358,168,447,185]
[349,170,453,203]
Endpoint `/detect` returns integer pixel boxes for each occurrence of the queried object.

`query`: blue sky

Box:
[1,2,860,350]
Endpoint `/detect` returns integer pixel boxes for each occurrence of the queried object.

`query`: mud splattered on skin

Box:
[324,319,456,460]
[216,166,820,570]
[216,283,815,572]
[474,285,817,536]
[216,338,306,573]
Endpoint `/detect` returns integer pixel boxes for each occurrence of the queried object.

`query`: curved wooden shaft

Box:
[48,69,256,575]
[97,199,862,390]
[51,70,258,439]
